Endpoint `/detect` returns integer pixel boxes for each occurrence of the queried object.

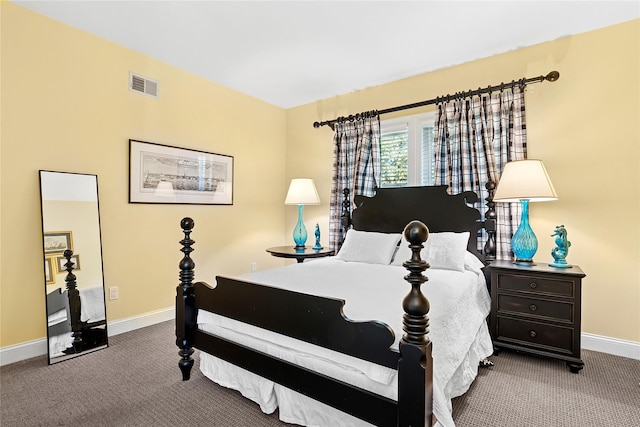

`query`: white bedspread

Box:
[79,285,106,323]
[197,258,492,427]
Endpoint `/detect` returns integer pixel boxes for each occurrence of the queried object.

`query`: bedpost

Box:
[176,217,196,381]
[340,188,351,246]
[63,249,83,352]
[397,221,433,427]
[484,181,497,262]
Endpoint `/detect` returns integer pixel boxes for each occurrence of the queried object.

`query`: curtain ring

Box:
[519,78,526,90]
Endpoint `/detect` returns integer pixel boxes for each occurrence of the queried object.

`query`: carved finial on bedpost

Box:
[63,249,77,294]
[177,217,196,381]
[398,220,433,427]
[484,181,497,262]
[64,249,83,351]
[179,217,195,288]
[400,221,430,345]
[340,188,352,247]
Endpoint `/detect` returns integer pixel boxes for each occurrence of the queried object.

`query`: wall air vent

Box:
[129,72,159,98]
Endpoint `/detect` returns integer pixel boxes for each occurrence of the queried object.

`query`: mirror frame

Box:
[39,170,108,364]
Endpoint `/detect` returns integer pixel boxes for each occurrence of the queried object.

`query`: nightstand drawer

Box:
[496,317,575,354]
[496,272,574,298]
[497,294,574,323]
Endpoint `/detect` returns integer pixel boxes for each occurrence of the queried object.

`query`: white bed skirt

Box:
[199,323,492,427]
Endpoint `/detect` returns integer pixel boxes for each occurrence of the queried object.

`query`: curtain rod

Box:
[313,70,560,129]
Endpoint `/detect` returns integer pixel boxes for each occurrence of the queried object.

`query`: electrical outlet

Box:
[109,286,118,300]
[250,262,257,272]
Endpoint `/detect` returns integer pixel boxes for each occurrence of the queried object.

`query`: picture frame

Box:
[43,231,73,255]
[44,257,55,285]
[56,253,80,273]
[129,139,234,205]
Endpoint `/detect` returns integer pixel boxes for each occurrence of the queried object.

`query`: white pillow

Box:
[464,250,486,274]
[391,231,470,272]
[335,229,401,264]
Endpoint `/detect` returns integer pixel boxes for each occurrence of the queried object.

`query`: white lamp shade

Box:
[285,178,320,205]
[493,159,558,202]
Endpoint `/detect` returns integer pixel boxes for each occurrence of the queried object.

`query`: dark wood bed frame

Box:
[176,185,496,426]
[45,249,107,358]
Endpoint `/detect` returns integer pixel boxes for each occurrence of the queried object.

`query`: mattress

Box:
[197,257,493,427]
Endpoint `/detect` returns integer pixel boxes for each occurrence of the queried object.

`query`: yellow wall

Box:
[288,20,640,343]
[2,2,638,349]
[1,2,287,347]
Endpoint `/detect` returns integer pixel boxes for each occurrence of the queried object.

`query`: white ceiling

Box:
[14,1,640,108]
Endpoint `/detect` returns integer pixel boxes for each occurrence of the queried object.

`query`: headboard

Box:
[348,185,495,263]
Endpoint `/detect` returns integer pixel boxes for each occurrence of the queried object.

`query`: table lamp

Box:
[285,178,320,248]
[493,159,558,264]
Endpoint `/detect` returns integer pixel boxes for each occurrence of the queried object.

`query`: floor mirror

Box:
[39,170,108,364]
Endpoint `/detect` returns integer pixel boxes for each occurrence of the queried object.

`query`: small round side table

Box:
[266,246,334,263]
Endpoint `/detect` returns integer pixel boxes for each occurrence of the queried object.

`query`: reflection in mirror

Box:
[39,171,108,364]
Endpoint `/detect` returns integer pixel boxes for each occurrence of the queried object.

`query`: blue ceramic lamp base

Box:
[511,199,537,265]
[292,204,307,248]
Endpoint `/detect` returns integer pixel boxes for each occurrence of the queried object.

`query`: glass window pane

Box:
[421,125,434,185]
[380,130,408,186]
[380,112,434,187]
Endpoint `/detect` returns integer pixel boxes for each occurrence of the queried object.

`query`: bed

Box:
[46,250,107,360]
[175,185,496,427]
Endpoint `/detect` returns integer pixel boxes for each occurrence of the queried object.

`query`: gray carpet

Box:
[1,321,638,426]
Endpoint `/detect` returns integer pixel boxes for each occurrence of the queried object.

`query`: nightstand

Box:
[266,246,334,263]
[489,260,586,373]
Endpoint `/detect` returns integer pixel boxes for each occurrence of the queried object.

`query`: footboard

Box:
[176,217,433,426]
[195,277,398,367]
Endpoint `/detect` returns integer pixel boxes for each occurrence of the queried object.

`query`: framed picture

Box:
[56,253,80,273]
[129,139,234,205]
[43,231,73,255]
[44,257,55,285]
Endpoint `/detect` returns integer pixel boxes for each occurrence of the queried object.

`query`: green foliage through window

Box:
[380,131,408,186]
[380,112,435,187]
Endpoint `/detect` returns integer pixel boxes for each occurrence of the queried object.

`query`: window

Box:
[379,112,435,187]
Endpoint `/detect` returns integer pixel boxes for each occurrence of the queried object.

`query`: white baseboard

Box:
[582,332,640,360]
[0,338,49,367]
[0,307,174,367]
[3,312,637,366]
[106,306,174,336]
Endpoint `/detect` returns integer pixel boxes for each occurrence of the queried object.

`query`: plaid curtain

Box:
[433,84,527,259]
[329,113,381,249]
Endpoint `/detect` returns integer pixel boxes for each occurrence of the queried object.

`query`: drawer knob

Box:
[529,330,537,338]
[529,304,537,312]
[529,282,538,289]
